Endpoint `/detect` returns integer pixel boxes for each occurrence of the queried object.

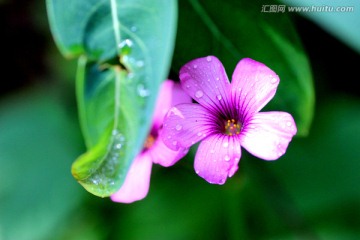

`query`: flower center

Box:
[223,119,242,136]
[144,134,155,149]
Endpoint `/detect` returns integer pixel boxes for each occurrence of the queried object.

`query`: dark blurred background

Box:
[1,0,359,239]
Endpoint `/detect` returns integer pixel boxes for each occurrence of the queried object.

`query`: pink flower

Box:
[162,56,297,185]
[111,80,191,203]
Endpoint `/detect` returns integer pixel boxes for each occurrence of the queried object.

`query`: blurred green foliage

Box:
[1,0,360,239]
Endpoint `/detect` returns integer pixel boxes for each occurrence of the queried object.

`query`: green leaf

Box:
[173,0,314,136]
[0,87,84,240]
[270,96,360,213]
[266,96,360,237]
[281,0,360,54]
[46,0,177,197]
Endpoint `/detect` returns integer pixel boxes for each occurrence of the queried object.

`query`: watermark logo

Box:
[261,5,354,13]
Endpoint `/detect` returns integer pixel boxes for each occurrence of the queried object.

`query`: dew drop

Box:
[223,142,229,148]
[130,26,137,32]
[216,77,220,81]
[195,90,204,98]
[118,39,133,55]
[217,95,222,100]
[210,149,215,153]
[218,179,225,184]
[137,84,150,97]
[175,124,182,131]
[271,77,278,83]
[197,132,202,136]
[172,140,178,146]
[195,169,200,174]
[136,60,144,68]
[193,64,198,69]
[127,72,135,80]
[224,155,230,161]
[206,56,212,62]
[186,84,190,89]
[286,121,292,127]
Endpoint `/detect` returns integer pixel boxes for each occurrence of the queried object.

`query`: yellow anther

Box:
[144,135,155,149]
[224,119,242,136]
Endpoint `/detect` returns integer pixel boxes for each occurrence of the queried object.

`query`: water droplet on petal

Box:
[224,155,230,161]
[218,179,225,184]
[172,140,178,146]
[210,149,215,153]
[217,95,222,100]
[197,132,202,136]
[195,169,200,174]
[271,77,278,83]
[130,26,137,32]
[286,121,292,127]
[195,90,203,98]
[175,124,182,131]
[193,64,198,69]
[216,77,220,81]
[223,142,229,148]
[206,56,212,62]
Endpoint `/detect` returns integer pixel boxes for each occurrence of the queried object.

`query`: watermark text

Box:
[261,5,354,13]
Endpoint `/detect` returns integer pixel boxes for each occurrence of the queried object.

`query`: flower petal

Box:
[240,112,297,160]
[179,56,232,115]
[171,80,193,107]
[152,80,191,131]
[150,130,189,167]
[231,58,280,119]
[194,134,241,184]
[162,103,217,150]
[110,153,152,203]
